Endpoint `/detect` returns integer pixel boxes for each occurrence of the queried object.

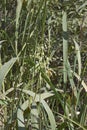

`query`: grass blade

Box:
[31,102,39,130]
[15,0,23,55]
[0,58,17,90]
[74,39,81,75]
[41,99,56,130]
[62,10,68,84]
[17,107,25,130]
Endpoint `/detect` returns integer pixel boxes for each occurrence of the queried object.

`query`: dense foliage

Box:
[0,0,87,130]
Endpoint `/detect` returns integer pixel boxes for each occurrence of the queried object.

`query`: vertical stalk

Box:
[0,45,2,68]
[62,7,68,111]
[4,0,7,125]
[62,10,68,85]
[4,0,6,31]
[15,0,23,55]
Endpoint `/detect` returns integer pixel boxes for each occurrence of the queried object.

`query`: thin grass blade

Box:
[41,99,56,130]
[0,58,17,90]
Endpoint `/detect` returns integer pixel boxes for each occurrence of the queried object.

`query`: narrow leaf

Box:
[0,58,17,90]
[31,102,39,130]
[74,39,81,75]
[41,99,56,130]
[17,107,25,130]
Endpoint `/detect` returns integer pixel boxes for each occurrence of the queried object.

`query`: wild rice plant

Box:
[0,0,87,130]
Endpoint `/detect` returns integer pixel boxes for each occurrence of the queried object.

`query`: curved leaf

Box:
[41,99,56,130]
[0,58,17,90]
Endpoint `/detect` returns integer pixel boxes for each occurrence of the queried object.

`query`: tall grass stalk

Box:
[0,1,87,130]
[15,0,23,55]
[62,10,68,85]
[62,9,68,114]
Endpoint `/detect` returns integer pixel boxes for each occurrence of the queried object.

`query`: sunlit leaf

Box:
[31,102,39,130]
[0,58,17,90]
[17,107,25,130]
[41,99,56,130]
[73,39,81,75]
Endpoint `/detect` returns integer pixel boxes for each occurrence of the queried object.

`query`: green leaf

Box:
[41,99,56,130]
[18,88,63,102]
[74,39,81,75]
[67,61,77,98]
[0,99,8,105]
[40,68,63,105]
[17,107,25,130]
[16,0,23,30]
[58,113,86,130]
[31,102,39,130]
[77,1,87,11]
[62,10,68,84]
[17,101,29,130]
[0,58,17,90]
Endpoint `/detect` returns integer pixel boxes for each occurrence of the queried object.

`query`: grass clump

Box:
[0,0,87,130]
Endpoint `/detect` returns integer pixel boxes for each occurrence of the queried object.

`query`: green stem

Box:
[62,10,68,85]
